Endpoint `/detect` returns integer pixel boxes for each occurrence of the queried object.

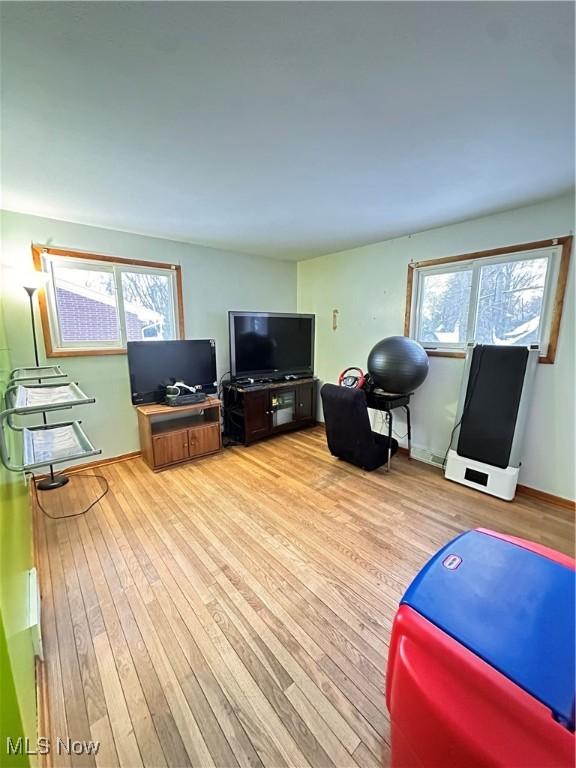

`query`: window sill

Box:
[424,350,466,359]
[424,349,553,364]
[46,348,127,358]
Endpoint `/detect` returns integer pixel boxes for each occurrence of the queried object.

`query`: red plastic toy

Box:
[386,529,575,767]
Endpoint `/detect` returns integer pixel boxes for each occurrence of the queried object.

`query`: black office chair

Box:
[320,383,398,471]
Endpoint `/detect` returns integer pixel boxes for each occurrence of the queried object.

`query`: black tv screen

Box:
[229,312,315,379]
[127,339,217,404]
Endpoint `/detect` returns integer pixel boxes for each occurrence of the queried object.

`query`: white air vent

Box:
[410,445,445,468]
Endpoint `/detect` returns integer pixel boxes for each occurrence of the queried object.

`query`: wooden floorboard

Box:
[35,426,575,768]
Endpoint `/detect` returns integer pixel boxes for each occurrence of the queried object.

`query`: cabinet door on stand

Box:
[153,430,189,467]
[270,389,297,433]
[244,390,271,442]
[295,382,314,421]
[188,425,221,457]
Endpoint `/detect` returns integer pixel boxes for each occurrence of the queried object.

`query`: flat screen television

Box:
[127,339,217,404]
[229,311,315,380]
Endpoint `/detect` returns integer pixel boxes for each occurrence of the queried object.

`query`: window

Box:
[32,245,184,356]
[405,237,572,364]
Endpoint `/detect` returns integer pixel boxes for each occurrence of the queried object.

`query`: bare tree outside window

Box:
[121,272,174,340]
[475,258,548,345]
[419,270,472,344]
[413,252,553,351]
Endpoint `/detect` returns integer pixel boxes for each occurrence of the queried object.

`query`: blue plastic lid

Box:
[402,530,575,729]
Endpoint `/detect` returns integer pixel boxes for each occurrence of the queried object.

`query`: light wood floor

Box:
[35,427,574,768]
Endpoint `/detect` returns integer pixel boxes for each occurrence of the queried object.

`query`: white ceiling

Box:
[1,2,574,260]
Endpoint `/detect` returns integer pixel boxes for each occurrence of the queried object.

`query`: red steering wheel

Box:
[338,367,366,389]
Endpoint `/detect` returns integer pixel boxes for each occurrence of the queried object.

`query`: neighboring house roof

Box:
[55,281,162,342]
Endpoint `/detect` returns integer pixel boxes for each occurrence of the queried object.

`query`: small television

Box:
[229,311,315,380]
[127,339,217,405]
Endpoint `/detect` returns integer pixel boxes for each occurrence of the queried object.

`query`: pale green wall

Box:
[0,263,35,766]
[298,194,575,500]
[2,201,574,498]
[0,210,297,464]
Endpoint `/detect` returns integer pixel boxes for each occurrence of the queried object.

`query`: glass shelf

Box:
[22,421,100,470]
[9,365,66,383]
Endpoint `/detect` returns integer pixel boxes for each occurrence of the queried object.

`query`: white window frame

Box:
[39,251,181,354]
[409,245,561,357]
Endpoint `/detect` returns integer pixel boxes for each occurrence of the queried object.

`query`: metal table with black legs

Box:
[364,389,413,471]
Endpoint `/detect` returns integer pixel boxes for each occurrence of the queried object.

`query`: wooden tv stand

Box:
[135,398,222,471]
[223,378,317,445]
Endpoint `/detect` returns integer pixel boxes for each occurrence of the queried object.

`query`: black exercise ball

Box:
[367,336,429,394]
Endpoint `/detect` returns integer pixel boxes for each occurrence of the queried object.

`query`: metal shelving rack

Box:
[9,365,66,384]
[1,366,101,481]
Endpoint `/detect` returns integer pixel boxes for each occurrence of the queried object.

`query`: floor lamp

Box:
[23,273,69,491]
